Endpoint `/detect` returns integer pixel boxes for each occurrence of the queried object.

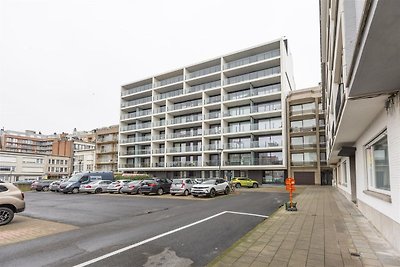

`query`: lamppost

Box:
[217,148,223,179]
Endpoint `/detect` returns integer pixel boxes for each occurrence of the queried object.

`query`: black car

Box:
[35,180,56,192]
[140,178,172,195]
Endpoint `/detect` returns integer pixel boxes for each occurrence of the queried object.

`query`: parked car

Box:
[35,180,56,192]
[106,180,131,194]
[191,179,230,198]
[49,180,62,192]
[120,180,143,195]
[140,178,172,195]
[231,177,259,188]
[80,180,112,194]
[30,180,40,190]
[59,172,114,194]
[0,183,25,226]
[170,178,195,196]
[194,178,206,184]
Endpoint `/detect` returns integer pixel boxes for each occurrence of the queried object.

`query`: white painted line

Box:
[225,211,269,218]
[73,210,267,267]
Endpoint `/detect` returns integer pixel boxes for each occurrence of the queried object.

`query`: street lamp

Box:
[217,148,223,179]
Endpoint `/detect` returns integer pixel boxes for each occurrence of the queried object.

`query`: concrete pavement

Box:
[208,186,400,267]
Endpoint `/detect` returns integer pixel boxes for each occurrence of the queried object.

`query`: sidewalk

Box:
[208,187,400,267]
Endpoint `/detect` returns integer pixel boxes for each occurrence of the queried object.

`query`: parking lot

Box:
[0,188,288,267]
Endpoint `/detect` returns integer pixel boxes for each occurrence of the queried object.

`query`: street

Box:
[0,190,287,267]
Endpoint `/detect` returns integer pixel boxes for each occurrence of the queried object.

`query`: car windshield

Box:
[172,179,183,183]
[68,174,83,182]
[202,180,216,184]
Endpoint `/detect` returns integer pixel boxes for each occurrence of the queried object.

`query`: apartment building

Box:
[45,155,70,179]
[119,38,294,183]
[0,151,45,182]
[72,141,95,173]
[320,0,400,251]
[286,86,331,185]
[0,130,53,154]
[95,125,119,172]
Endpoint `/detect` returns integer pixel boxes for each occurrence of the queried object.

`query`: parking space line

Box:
[73,210,267,267]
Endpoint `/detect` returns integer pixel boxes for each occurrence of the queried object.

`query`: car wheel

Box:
[95,188,102,194]
[184,190,189,196]
[143,193,149,195]
[209,188,216,198]
[157,188,164,195]
[0,207,14,226]
[171,193,175,196]
[253,183,259,188]
[72,188,79,194]
[224,187,230,195]
[137,189,142,195]
[43,186,49,192]
[118,188,122,194]
[193,195,198,197]
[235,183,241,188]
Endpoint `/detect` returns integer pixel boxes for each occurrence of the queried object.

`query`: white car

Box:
[191,179,230,198]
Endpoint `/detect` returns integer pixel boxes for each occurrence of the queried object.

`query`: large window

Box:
[365,131,390,192]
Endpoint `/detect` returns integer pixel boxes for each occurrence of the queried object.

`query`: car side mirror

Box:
[215,182,218,185]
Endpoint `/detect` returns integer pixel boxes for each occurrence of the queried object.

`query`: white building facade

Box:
[119,38,295,183]
[320,0,400,251]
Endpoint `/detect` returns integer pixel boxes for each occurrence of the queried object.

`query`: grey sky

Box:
[0,0,321,135]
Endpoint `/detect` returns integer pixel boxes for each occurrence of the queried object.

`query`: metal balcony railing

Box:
[168,161,201,167]
[186,65,221,79]
[121,96,152,108]
[224,49,280,69]
[225,66,280,85]
[121,83,152,96]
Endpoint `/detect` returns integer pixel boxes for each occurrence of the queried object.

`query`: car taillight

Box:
[85,185,91,188]
[149,183,156,187]
[129,185,135,189]
[21,192,24,200]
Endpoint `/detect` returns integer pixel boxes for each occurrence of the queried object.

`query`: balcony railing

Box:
[224,125,251,133]
[169,114,202,125]
[121,109,152,120]
[204,112,221,120]
[121,96,152,108]
[152,162,165,167]
[167,146,202,153]
[204,95,221,105]
[225,142,251,149]
[204,144,221,151]
[204,160,220,166]
[252,141,281,148]
[224,49,280,69]
[121,83,152,96]
[252,84,281,96]
[120,125,137,132]
[290,144,318,149]
[152,148,165,154]
[290,126,317,133]
[168,131,202,139]
[204,128,221,135]
[135,136,152,142]
[155,75,183,87]
[291,161,318,167]
[224,108,251,117]
[186,80,221,93]
[251,104,281,113]
[168,161,201,167]
[153,106,166,114]
[154,89,184,101]
[121,149,151,156]
[169,99,202,111]
[152,134,165,141]
[225,66,280,85]
[152,120,166,127]
[225,90,251,101]
[186,65,221,79]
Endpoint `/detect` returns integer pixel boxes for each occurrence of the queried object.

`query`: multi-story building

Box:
[95,125,119,172]
[72,141,95,173]
[286,86,331,185]
[0,130,53,154]
[0,151,45,182]
[45,155,70,179]
[320,0,400,251]
[119,38,295,183]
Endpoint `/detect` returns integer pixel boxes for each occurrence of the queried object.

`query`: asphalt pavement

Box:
[0,190,288,267]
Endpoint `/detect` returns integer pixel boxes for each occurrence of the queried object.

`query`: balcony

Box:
[96,137,118,143]
[204,128,221,135]
[152,162,165,167]
[121,96,152,108]
[167,146,202,153]
[152,148,165,154]
[224,125,251,133]
[152,134,165,141]
[224,108,251,117]
[168,131,202,139]
[153,106,166,114]
[225,142,251,150]
[251,141,281,148]
[186,80,221,93]
[169,115,202,125]
[186,65,221,79]
[291,161,318,167]
[252,84,281,96]
[135,136,152,142]
[154,89,184,101]
[204,95,221,105]
[155,75,183,87]
[120,125,136,132]
[121,109,152,120]
[225,66,280,85]
[122,83,152,96]
[290,144,318,149]
[168,161,201,167]
[224,90,251,101]
[120,149,151,156]
[169,99,202,111]
[224,49,280,69]
[152,120,166,127]
[204,112,221,120]
[204,160,220,166]
[290,126,317,133]
[204,144,221,151]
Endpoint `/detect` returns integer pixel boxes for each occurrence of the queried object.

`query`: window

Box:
[365,131,390,192]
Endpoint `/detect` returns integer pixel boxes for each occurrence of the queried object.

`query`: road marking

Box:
[73,210,267,267]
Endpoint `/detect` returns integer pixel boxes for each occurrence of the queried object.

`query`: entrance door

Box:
[293,171,315,185]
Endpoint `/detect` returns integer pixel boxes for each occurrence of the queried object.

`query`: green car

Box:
[231,177,259,188]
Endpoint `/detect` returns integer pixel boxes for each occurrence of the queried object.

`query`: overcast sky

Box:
[0,0,321,135]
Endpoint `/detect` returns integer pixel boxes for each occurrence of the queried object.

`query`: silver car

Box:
[170,178,195,196]
[79,180,112,194]
[106,180,131,194]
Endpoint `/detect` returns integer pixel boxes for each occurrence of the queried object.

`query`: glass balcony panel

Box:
[205,95,221,105]
[204,128,221,135]
[224,49,280,69]
[155,75,183,87]
[225,66,280,85]
[122,83,152,96]
[169,161,200,167]
[252,84,281,96]
[170,114,202,125]
[121,96,152,108]
[186,65,221,79]
[225,90,251,101]
[169,99,202,111]
[186,80,221,93]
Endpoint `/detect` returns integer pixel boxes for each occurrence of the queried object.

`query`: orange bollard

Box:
[285,178,297,211]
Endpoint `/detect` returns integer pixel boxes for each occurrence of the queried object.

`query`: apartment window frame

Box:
[365,130,391,195]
